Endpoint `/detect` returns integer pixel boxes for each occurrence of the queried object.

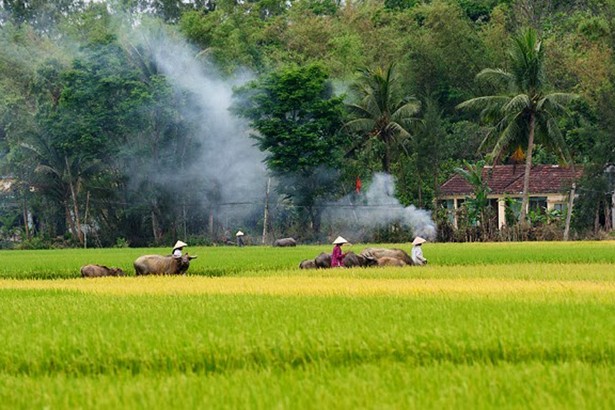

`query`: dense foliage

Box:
[1,0,615,247]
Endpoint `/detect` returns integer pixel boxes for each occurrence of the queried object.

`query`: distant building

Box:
[438,165,582,228]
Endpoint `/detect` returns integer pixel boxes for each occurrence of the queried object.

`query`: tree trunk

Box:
[383,134,391,174]
[307,206,321,236]
[22,193,30,239]
[65,201,78,240]
[65,156,84,245]
[519,112,536,224]
[151,210,161,244]
[208,209,214,239]
[418,176,423,208]
[604,198,612,231]
[563,182,575,241]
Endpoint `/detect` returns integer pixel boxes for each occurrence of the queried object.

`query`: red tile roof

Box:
[439,165,582,196]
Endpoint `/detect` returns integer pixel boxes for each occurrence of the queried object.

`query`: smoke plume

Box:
[130,24,268,224]
[325,173,437,241]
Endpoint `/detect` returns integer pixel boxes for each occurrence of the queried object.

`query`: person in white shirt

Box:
[411,236,427,265]
[172,240,187,258]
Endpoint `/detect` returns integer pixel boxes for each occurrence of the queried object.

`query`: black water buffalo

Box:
[134,254,197,276]
[300,251,374,269]
[360,248,414,265]
[81,264,125,278]
[341,251,376,267]
[314,252,332,268]
[273,237,297,247]
[299,259,317,269]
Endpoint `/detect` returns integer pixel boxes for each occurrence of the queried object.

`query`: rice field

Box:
[0,241,614,409]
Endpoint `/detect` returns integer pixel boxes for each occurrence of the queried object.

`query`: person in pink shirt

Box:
[331,236,349,267]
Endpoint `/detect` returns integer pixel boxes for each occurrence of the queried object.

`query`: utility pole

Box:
[262,177,271,245]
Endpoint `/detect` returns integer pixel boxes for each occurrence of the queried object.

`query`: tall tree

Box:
[233,63,346,236]
[457,27,577,224]
[345,64,420,174]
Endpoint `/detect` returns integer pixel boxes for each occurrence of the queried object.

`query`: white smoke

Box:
[131,24,268,222]
[325,173,437,241]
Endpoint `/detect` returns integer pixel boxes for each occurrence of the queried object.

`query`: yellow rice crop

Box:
[2,275,614,300]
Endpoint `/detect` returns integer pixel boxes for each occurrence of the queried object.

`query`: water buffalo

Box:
[342,251,375,267]
[302,251,374,269]
[299,259,317,269]
[360,248,414,265]
[273,237,297,247]
[134,254,197,276]
[377,257,407,267]
[81,264,125,278]
[314,252,332,268]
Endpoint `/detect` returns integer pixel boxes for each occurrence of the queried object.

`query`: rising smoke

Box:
[325,173,437,241]
[123,22,436,242]
[128,23,268,223]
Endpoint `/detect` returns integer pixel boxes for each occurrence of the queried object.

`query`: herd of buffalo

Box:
[80,237,421,278]
[298,248,417,269]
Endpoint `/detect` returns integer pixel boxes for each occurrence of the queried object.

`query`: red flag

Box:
[355,176,362,193]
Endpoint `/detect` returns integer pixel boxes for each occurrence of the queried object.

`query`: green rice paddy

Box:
[0,241,614,409]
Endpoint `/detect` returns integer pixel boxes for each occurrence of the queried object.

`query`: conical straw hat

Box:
[173,240,188,250]
[412,237,426,245]
[236,231,244,236]
[332,236,348,245]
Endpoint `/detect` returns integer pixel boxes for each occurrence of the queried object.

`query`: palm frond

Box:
[344,118,376,134]
[386,122,411,141]
[34,164,61,178]
[486,113,524,160]
[456,95,510,112]
[537,92,578,115]
[476,68,513,90]
[536,115,572,163]
[504,94,531,113]
[391,100,421,120]
[347,103,375,119]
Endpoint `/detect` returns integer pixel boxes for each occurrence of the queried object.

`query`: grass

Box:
[0,241,614,408]
[1,240,615,279]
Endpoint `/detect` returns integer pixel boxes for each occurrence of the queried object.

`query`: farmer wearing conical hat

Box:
[236,231,245,247]
[411,236,427,266]
[172,240,188,258]
[331,236,349,267]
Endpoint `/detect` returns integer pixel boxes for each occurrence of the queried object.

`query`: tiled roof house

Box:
[438,164,581,228]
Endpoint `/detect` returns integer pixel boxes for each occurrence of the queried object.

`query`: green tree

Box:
[233,63,346,236]
[457,27,577,224]
[345,64,420,174]
[411,97,445,207]
[454,160,491,227]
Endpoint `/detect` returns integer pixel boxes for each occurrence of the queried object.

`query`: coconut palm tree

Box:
[457,27,577,224]
[345,64,420,174]
[20,134,101,246]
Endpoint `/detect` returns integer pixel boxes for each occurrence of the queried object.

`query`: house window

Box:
[553,203,567,212]
[529,197,547,212]
[439,200,455,224]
